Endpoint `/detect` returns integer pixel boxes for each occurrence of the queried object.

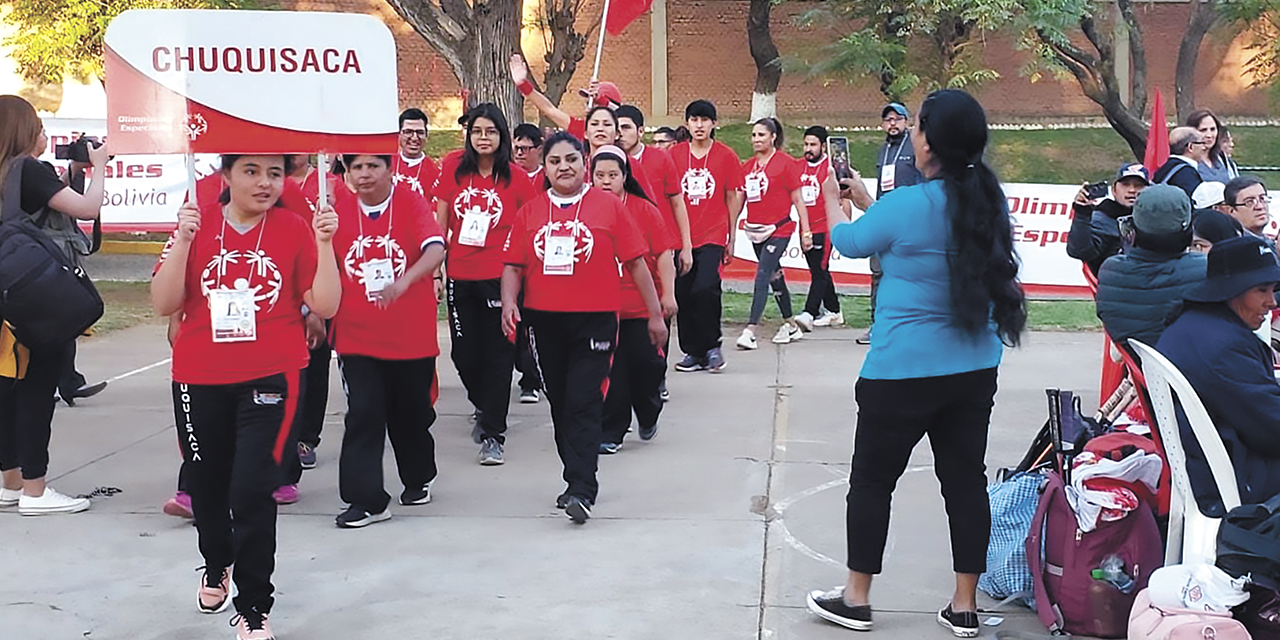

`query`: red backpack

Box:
[1026,471,1164,638]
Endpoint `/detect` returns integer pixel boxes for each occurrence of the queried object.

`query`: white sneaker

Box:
[18,487,90,515]
[773,323,804,344]
[795,311,815,332]
[736,328,758,350]
[0,487,20,507]
[813,311,844,327]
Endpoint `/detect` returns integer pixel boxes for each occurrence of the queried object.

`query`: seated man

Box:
[1157,235,1280,513]
[1096,184,1207,349]
[1067,163,1149,276]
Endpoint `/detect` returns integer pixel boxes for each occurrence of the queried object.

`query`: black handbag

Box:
[1217,492,1280,590]
[0,160,103,346]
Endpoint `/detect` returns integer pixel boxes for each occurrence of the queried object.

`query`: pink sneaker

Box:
[163,491,193,518]
[197,566,231,614]
[272,484,299,505]
[232,611,274,640]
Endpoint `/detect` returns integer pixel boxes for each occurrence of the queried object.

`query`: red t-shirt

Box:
[194,173,311,221]
[619,194,679,320]
[432,157,536,281]
[298,168,355,212]
[568,117,586,140]
[741,152,802,239]
[393,154,440,199]
[631,144,682,243]
[158,204,318,385]
[800,158,831,235]
[670,141,743,248]
[525,166,546,188]
[329,188,446,360]
[503,188,646,313]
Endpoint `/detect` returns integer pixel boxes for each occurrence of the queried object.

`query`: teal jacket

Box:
[1095,247,1206,347]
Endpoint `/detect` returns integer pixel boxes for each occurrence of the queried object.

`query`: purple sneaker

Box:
[272,484,299,505]
[163,491,194,518]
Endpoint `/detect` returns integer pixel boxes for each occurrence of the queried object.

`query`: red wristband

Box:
[517,79,534,96]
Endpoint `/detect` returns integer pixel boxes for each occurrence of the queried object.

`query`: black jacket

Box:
[1153,158,1203,200]
[1067,199,1131,276]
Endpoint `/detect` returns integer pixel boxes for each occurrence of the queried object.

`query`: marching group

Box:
[0,63,1034,639]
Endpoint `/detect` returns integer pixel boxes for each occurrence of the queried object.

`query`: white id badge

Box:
[363,258,395,301]
[686,174,710,201]
[209,288,257,343]
[801,184,819,206]
[744,174,763,203]
[459,211,490,247]
[880,163,896,193]
[543,234,575,276]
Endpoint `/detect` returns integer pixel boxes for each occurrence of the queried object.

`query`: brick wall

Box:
[285,0,1273,126]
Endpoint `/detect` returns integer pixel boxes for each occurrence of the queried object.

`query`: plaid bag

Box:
[978,472,1043,608]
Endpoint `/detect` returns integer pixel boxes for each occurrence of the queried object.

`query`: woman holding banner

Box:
[500,133,667,525]
[151,154,341,640]
[734,117,810,350]
[434,103,535,466]
[0,95,110,516]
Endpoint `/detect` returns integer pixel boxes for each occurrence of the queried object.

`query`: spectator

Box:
[1095,184,1206,349]
[1220,124,1239,171]
[1067,163,1150,276]
[1185,109,1239,183]
[1223,176,1274,247]
[1153,127,1207,198]
[1191,209,1242,254]
[1192,181,1228,213]
[1157,235,1280,513]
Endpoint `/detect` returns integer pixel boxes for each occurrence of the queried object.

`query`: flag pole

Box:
[591,0,612,84]
[185,153,198,206]
[317,152,329,211]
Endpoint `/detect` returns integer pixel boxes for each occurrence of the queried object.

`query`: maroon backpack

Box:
[1025,471,1164,638]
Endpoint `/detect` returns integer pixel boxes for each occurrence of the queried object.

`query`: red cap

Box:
[579,81,622,107]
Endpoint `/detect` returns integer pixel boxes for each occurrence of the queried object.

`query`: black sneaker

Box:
[335,506,391,528]
[564,495,591,524]
[470,409,484,444]
[638,422,657,441]
[674,354,707,372]
[555,492,570,509]
[806,588,872,631]
[659,381,670,402]
[399,484,432,506]
[937,604,979,638]
[478,438,504,466]
[599,442,621,455]
[706,347,726,373]
[297,442,317,470]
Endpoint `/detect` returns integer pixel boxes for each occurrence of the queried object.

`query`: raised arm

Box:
[510,54,571,131]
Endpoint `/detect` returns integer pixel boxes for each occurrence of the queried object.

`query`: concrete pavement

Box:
[0,321,1103,640]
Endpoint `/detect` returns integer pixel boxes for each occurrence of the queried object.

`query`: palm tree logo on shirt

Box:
[393,171,424,196]
[533,220,595,264]
[681,168,717,205]
[342,234,408,284]
[200,249,284,311]
[453,186,504,228]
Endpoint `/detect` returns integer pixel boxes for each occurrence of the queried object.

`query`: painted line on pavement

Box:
[105,358,171,383]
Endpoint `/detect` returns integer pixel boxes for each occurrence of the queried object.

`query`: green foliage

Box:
[1217,0,1280,99]
[3,0,251,85]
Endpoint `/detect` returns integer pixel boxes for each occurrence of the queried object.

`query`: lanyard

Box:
[546,190,585,239]
[753,151,774,177]
[216,208,268,289]
[397,155,425,184]
[357,188,396,259]
[881,136,907,170]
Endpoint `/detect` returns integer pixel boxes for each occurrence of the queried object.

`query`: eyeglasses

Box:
[1230,195,1272,208]
[513,144,536,154]
[882,116,906,124]
[400,129,428,137]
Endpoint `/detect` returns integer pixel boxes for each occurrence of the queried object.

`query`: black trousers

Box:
[283,336,331,484]
[525,309,616,503]
[57,339,86,398]
[0,340,73,480]
[846,368,997,575]
[337,355,438,514]
[172,370,302,616]
[448,278,515,443]
[602,318,665,445]
[803,232,840,316]
[515,316,541,392]
[675,244,724,358]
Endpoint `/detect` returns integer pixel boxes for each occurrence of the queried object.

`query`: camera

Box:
[54,136,102,163]
[1084,180,1110,200]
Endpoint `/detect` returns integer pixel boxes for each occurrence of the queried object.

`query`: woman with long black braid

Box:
[806,89,1026,638]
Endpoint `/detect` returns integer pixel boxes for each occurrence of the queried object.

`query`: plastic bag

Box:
[1147,564,1250,613]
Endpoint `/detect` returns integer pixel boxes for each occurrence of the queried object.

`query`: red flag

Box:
[1143,89,1169,175]
[605,0,654,36]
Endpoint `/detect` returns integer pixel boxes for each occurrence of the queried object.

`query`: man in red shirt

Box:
[670,100,744,373]
[330,154,447,529]
[393,108,440,198]
[508,54,621,140]
[794,126,843,331]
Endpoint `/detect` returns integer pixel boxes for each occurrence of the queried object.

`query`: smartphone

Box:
[1084,180,1110,200]
[828,137,852,180]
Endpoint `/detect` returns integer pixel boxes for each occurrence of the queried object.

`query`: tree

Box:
[748,0,783,120]
[385,0,526,129]
[3,0,246,86]
[532,0,601,116]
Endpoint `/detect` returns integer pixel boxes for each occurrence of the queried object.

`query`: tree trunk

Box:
[1174,0,1219,122]
[384,0,526,130]
[748,0,781,121]
[540,0,595,112]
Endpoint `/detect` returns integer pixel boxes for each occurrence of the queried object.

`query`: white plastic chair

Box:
[1129,340,1242,566]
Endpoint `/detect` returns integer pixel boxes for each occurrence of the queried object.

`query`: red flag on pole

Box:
[606,0,654,35]
[1144,89,1169,175]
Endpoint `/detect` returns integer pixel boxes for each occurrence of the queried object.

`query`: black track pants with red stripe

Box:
[524,309,616,504]
[172,370,302,617]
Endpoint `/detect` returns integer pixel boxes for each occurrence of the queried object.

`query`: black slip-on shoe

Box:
[806,588,872,631]
[937,605,979,638]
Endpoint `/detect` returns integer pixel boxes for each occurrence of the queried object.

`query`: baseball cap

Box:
[1132,184,1192,235]
[578,81,623,108]
[1192,181,1227,209]
[1114,163,1150,185]
[881,103,908,119]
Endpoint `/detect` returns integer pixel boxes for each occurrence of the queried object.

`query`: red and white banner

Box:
[104,9,399,154]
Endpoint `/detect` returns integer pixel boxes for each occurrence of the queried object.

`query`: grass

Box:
[721,292,1101,332]
[92,281,163,335]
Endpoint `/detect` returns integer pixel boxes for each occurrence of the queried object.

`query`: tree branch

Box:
[1117,0,1147,117]
[384,0,472,78]
[1175,0,1221,120]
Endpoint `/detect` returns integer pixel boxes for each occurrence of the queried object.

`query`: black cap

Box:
[1186,235,1280,302]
